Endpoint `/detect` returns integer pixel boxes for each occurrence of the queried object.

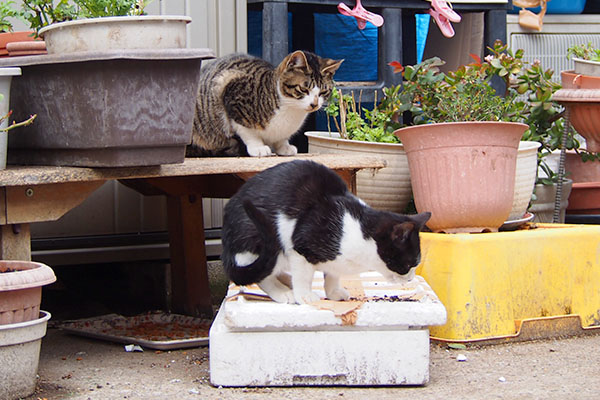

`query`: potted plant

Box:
[390,41,566,232]
[20,0,192,54]
[306,88,412,214]
[567,42,600,77]
[0,0,214,167]
[0,0,44,57]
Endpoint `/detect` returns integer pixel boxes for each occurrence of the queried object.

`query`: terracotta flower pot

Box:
[0,261,56,325]
[305,131,412,213]
[6,40,47,57]
[554,71,600,152]
[394,121,527,233]
[565,151,600,183]
[0,31,38,57]
[567,182,600,214]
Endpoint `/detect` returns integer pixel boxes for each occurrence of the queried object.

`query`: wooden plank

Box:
[5,181,104,224]
[0,187,5,225]
[126,175,246,198]
[167,194,213,318]
[0,223,31,261]
[0,154,386,187]
[335,169,357,193]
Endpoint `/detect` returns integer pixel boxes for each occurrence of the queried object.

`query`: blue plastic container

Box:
[510,0,587,14]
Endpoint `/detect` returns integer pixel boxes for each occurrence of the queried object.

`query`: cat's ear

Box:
[391,222,416,243]
[321,58,344,77]
[412,212,431,230]
[391,212,432,243]
[284,50,310,71]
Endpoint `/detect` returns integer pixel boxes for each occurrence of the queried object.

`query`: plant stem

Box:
[0,114,37,132]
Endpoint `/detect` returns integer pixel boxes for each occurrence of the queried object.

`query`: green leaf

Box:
[447,343,467,350]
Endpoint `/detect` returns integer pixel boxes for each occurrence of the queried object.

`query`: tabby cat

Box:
[187,51,343,157]
[221,160,431,304]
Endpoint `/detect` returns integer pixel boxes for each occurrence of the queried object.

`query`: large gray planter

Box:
[0,48,214,167]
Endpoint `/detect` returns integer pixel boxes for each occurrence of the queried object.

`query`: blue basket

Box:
[510,0,587,14]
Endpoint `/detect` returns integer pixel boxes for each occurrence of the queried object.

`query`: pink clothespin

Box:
[338,0,384,30]
[428,0,461,38]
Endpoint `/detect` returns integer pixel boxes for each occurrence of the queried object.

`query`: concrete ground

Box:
[22,261,600,400]
[24,325,600,400]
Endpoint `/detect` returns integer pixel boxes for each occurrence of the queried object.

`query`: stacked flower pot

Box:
[554,62,600,216]
[0,260,56,399]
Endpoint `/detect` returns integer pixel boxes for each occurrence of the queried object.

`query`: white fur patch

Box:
[231,85,323,155]
[317,212,394,279]
[234,251,259,267]
[276,213,297,252]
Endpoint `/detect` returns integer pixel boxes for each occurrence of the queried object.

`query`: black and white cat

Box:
[221,160,431,304]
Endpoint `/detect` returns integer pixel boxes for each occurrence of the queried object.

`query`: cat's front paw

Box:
[294,290,321,304]
[326,287,350,301]
[247,145,274,157]
[275,143,298,156]
[269,289,296,304]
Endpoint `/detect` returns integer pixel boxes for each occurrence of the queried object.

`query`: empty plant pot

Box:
[0,260,56,325]
[0,311,51,399]
[395,121,527,233]
[0,48,214,167]
[554,71,600,152]
[567,181,600,214]
[565,151,600,183]
[529,179,573,223]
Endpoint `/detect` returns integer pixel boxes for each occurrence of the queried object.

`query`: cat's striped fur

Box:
[187,51,342,157]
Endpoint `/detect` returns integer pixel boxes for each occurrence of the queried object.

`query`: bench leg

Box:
[167,194,213,318]
[0,224,31,261]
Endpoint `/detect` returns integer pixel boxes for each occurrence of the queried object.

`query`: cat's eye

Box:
[298,85,310,94]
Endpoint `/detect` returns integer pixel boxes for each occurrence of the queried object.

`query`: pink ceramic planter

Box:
[554,71,600,153]
[395,121,527,233]
[567,182,600,214]
[0,261,56,325]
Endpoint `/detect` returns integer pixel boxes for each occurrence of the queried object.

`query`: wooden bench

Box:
[0,154,385,317]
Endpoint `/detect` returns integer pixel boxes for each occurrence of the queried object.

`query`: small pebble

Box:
[456,354,467,362]
[499,376,506,382]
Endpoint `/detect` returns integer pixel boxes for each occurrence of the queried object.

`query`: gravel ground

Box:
[25,328,600,400]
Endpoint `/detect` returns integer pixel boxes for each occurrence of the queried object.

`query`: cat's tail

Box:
[224,200,280,286]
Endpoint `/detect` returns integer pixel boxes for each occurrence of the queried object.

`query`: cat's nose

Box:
[308,96,320,111]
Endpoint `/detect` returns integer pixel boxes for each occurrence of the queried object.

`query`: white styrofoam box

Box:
[209,272,447,387]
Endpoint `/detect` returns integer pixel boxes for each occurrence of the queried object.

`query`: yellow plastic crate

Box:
[416,224,600,342]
